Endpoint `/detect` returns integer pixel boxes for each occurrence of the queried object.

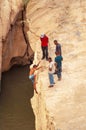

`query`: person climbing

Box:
[54,40,62,56]
[40,33,49,60]
[54,51,63,81]
[29,61,41,94]
[48,57,55,87]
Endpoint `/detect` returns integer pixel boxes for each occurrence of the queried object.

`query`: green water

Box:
[0,66,35,130]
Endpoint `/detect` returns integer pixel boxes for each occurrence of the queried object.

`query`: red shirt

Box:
[40,35,48,47]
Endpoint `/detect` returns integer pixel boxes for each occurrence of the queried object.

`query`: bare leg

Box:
[33,75,38,94]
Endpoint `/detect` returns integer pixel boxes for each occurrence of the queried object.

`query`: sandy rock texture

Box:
[0,0,33,73]
[0,0,23,74]
[27,0,86,130]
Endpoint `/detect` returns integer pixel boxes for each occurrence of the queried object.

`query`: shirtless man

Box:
[29,61,41,94]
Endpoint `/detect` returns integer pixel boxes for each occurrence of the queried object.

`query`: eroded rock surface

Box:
[27,0,86,130]
[0,0,33,73]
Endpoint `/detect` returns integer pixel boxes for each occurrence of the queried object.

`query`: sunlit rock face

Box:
[0,0,23,73]
[0,0,23,89]
[0,0,33,72]
[0,0,23,39]
[27,0,86,130]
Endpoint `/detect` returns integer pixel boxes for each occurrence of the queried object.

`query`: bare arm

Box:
[36,61,41,67]
[36,66,42,70]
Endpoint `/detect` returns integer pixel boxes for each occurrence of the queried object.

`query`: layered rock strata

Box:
[27,0,86,130]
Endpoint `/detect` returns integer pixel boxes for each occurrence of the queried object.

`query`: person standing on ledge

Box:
[40,33,49,60]
[54,40,62,56]
[55,51,63,81]
[48,57,55,87]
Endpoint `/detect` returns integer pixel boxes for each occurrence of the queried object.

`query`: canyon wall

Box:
[0,0,86,129]
[27,0,86,130]
[0,0,33,91]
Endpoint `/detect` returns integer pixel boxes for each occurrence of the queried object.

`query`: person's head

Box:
[55,51,60,56]
[33,65,37,68]
[40,33,45,38]
[54,40,58,45]
[48,57,52,62]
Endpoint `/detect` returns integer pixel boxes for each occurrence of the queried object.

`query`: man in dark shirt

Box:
[55,51,63,80]
[54,40,62,56]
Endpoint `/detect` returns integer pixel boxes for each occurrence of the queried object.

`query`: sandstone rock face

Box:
[0,0,33,73]
[0,0,23,75]
[27,0,86,130]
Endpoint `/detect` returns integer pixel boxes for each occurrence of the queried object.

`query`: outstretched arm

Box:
[36,66,42,70]
[36,61,41,67]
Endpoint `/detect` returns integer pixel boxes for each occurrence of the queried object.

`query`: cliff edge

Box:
[27,0,86,130]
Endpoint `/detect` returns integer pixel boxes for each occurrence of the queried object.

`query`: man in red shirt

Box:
[40,33,49,60]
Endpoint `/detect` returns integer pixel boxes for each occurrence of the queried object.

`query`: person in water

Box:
[29,61,41,94]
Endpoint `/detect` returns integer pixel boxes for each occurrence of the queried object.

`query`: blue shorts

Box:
[29,75,34,83]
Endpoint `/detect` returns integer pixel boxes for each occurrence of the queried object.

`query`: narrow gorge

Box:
[0,0,33,91]
[0,0,86,130]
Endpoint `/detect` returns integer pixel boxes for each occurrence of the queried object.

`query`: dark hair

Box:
[54,40,57,42]
[55,51,60,55]
[33,65,37,68]
[48,57,52,61]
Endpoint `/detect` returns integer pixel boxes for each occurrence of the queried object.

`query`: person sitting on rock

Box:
[29,61,41,94]
[55,51,63,80]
